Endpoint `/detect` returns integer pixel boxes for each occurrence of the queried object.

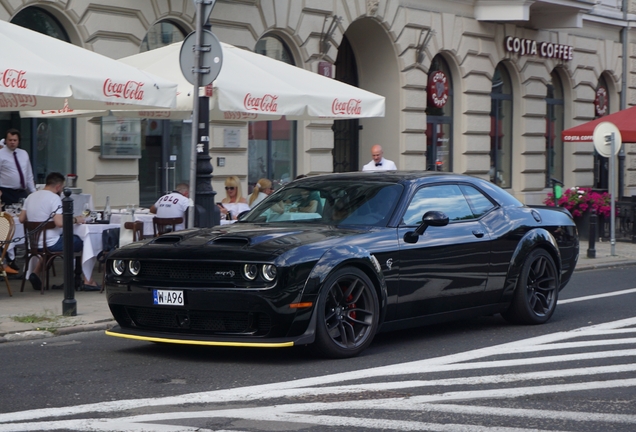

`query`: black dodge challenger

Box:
[105,172,579,358]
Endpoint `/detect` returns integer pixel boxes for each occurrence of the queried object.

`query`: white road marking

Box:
[1,304,635,431]
[559,287,636,304]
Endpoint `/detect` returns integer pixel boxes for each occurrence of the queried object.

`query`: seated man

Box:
[150,183,190,231]
[18,172,99,291]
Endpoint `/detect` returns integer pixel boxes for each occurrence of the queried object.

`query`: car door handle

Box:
[472,230,485,238]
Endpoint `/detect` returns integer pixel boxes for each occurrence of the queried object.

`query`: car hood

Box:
[113,222,367,263]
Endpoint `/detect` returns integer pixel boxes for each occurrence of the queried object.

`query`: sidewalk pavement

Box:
[1,239,635,343]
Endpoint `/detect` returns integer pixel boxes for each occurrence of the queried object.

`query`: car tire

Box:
[313,266,379,358]
[502,248,559,325]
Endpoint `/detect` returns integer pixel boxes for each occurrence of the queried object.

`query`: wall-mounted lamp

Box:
[320,15,342,56]
[416,28,435,64]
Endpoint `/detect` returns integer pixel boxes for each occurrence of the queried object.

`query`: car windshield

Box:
[241,181,404,226]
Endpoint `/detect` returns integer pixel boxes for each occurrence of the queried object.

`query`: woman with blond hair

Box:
[218,176,249,220]
[248,178,273,208]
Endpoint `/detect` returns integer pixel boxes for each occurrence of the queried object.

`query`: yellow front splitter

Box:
[105,329,295,348]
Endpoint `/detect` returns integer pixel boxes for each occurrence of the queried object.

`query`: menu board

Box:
[101,116,142,159]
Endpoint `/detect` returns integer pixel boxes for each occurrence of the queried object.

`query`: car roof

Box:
[291,171,479,185]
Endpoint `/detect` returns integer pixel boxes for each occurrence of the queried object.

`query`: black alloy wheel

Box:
[502,248,559,325]
[314,266,379,358]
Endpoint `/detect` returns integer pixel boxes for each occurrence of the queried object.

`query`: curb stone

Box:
[0,320,116,343]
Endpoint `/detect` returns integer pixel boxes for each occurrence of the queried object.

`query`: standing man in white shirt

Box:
[150,183,190,231]
[0,129,36,207]
[361,144,397,171]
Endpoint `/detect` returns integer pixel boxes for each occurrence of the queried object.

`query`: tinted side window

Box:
[402,184,474,225]
[460,185,495,218]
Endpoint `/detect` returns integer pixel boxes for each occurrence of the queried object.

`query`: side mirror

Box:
[403,211,449,244]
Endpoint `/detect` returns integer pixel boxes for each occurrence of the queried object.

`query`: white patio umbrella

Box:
[23,41,385,120]
[1,20,177,111]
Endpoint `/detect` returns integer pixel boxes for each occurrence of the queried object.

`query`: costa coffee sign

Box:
[0,93,37,108]
[2,69,28,90]
[244,93,278,112]
[428,71,449,108]
[103,79,145,101]
[332,98,361,116]
[594,86,608,117]
[504,36,573,61]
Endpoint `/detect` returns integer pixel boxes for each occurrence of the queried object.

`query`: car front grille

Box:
[139,261,244,282]
[111,305,272,336]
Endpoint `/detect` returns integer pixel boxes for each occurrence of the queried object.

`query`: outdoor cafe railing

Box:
[597,196,636,243]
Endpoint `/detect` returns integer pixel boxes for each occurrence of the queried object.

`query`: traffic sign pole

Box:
[187,0,203,229]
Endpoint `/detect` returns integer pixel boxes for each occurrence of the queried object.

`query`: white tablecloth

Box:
[9,218,119,281]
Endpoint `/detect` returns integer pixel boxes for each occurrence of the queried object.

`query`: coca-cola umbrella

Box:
[0,20,177,111]
[561,106,636,143]
[23,41,385,120]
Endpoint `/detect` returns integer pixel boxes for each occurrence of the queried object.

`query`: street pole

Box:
[187,0,220,228]
[187,0,203,229]
[62,189,76,316]
[609,132,616,256]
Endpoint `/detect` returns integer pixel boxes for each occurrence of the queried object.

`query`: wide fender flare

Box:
[303,245,388,321]
[502,228,561,300]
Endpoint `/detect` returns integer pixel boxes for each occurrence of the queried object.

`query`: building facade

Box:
[1,0,635,210]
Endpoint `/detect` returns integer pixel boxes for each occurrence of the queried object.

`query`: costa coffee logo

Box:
[244,93,278,112]
[1,69,27,89]
[504,36,573,61]
[103,79,145,101]
[332,98,362,116]
[0,93,37,108]
[428,71,449,108]
[595,87,608,117]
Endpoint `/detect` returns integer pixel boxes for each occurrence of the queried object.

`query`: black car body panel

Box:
[105,171,579,355]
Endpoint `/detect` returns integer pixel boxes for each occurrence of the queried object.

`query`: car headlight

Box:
[261,264,277,282]
[128,260,141,276]
[243,264,258,280]
[112,259,126,276]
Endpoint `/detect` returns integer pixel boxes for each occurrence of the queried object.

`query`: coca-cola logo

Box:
[136,111,172,118]
[224,111,259,120]
[427,71,449,108]
[1,69,28,89]
[40,99,74,115]
[244,93,278,112]
[332,98,362,116]
[103,79,145,101]
[0,93,37,108]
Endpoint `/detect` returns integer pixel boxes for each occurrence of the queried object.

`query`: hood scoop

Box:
[210,236,250,247]
[152,235,182,244]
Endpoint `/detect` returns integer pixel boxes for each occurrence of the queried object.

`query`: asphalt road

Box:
[0,266,635,431]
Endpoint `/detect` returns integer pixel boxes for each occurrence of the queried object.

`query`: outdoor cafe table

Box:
[10,218,119,282]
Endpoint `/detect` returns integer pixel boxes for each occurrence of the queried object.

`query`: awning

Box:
[22,41,385,121]
[561,106,636,143]
[0,20,177,111]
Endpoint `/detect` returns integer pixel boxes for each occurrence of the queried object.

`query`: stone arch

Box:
[341,17,401,169]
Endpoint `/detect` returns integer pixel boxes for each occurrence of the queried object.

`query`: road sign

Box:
[593,121,622,157]
[179,29,223,87]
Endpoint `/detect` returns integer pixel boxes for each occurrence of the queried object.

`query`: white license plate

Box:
[153,289,184,306]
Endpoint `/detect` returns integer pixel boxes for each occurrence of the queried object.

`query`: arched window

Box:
[426,56,453,172]
[594,75,610,190]
[546,70,564,186]
[490,64,513,188]
[141,21,187,52]
[248,36,296,189]
[1,8,74,184]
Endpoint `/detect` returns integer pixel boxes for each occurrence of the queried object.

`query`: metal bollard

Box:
[587,210,597,259]
[62,188,76,316]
